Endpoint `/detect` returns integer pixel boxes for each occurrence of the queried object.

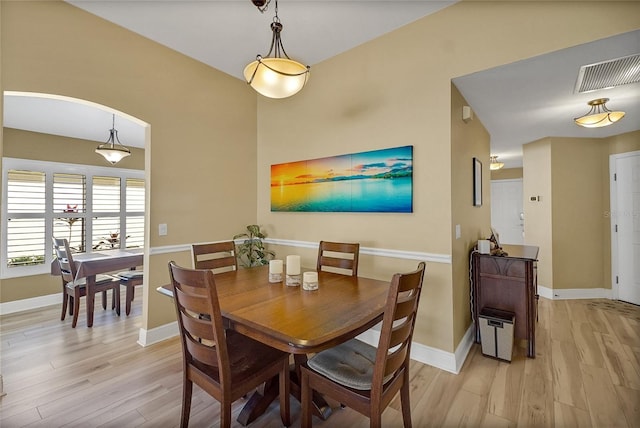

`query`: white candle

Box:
[269,259,283,274]
[286,255,301,275]
[303,271,318,283]
[303,271,319,291]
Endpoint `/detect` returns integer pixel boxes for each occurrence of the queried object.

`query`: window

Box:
[2,158,145,279]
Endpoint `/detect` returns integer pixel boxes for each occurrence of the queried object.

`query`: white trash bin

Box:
[479,307,515,362]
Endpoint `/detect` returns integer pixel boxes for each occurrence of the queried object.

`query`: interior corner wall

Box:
[450,83,490,347]
[523,139,553,288]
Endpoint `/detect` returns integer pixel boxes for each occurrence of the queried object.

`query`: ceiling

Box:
[3,1,639,168]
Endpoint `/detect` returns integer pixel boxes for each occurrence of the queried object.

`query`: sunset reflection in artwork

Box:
[270,146,413,212]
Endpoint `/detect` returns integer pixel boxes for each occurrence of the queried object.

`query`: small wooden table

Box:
[52,248,144,327]
[471,244,539,358]
[158,264,390,424]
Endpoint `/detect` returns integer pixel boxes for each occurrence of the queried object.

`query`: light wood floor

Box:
[1,295,639,427]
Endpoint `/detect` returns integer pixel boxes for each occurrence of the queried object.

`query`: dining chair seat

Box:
[307,338,393,390]
[67,274,118,288]
[116,270,143,316]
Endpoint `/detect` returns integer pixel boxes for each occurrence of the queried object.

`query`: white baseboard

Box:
[538,285,612,300]
[137,321,179,347]
[0,293,59,315]
[357,324,474,374]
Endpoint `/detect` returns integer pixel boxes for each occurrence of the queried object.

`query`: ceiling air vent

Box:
[574,53,640,94]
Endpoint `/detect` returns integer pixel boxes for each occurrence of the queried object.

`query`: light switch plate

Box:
[159,223,167,236]
[455,224,461,239]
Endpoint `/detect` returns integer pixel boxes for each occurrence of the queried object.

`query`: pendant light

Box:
[95,114,131,165]
[244,0,310,99]
[489,156,504,170]
[574,98,625,128]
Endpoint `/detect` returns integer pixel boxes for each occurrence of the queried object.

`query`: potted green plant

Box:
[233,224,275,268]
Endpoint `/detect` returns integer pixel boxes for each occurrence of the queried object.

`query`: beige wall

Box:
[551,137,605,290]
[523,139,553,288]
[3,128,145,169]
[607,130,640,155]
[2,0,639,354]
[450,84,491,346]
[491,167,523,180]
[256,1,639,352]
[1,1,258,329]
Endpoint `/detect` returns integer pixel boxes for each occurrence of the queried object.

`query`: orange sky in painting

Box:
[271,156,353,187]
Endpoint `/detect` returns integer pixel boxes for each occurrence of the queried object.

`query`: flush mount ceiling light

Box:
[489,156,504,170]
[244,0,310,99]
[95,114,131,165]
[574,98,625,128]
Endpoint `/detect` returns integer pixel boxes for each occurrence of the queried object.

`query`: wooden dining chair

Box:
[52,237,121,328]
[191,241,238,273]
[316,241,360,276]
[301,261,426,428]
[115,269,143,316]
[168,261,291,428]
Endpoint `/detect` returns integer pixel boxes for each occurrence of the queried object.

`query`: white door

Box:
[491,179,524,245]
[612,152,640,305]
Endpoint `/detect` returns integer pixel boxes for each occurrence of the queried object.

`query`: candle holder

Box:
[302,271,318,291]
[286,273,302,287]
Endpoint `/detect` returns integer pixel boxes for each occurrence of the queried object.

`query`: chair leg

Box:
[400,371,412,428]
[115,286,121,316]
[71,293,81,328]
[126,283,135,316]
[180,378,193,428]
[61,293,68,321]
[279,360,291,427]
[301,369,312,428]
[102,290,107,310]
[221,402,232,428]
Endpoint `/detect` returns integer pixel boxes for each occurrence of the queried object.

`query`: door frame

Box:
[609,150,640,300]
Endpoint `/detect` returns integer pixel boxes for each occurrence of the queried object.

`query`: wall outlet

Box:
[159,223,167,236]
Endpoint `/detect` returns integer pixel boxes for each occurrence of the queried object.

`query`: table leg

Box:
[87,275,96,328]
[236,356,332,426]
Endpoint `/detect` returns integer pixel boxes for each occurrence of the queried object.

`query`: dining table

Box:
[51,248,144,327]
[158,264,390,425]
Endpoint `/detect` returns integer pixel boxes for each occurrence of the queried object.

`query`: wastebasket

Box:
[479,307,515,362]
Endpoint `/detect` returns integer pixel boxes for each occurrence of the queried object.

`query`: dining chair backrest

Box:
[372,261,426,397]
[168,261,290,428]
[52,237,78,284]
[191,241,238,273]
[316,240,360,276]
[169,261,229,371]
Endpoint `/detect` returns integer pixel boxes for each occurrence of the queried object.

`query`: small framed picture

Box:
[473,157,482,206]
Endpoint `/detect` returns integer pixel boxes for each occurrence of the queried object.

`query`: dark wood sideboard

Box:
[471,244,539,358]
